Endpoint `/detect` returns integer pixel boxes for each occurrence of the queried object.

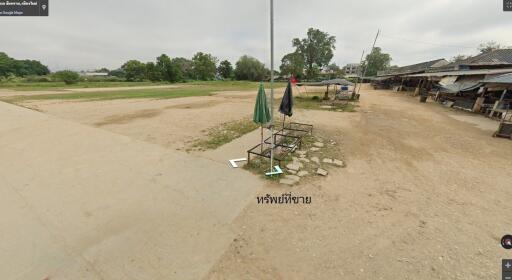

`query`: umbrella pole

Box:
[269,0,275,173]
[282,114,285,129]
[260,126,263,153]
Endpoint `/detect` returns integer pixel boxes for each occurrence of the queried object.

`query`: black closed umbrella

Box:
[279,81,293,127]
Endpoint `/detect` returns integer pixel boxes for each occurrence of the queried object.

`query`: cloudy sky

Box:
[1,0,511,71]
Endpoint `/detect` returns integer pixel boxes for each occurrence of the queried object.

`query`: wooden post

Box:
[500,89,508,102]
[490,89,508,117]
[415,79,424,96]
[472,87,486,112]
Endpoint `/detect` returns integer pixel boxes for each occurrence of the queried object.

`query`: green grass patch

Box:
[0,81,164,91]
[0,80,286,92]
[186,81,285,91]
[1,87,216,103]
[244,158,282,181]
[0,81,287,104]
[189,118,260,151]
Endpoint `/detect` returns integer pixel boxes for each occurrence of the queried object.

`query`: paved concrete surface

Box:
[0,101,262,279]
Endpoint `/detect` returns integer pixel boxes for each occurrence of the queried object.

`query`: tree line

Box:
[0,52,50,78]
[116,28,349,83]
[0,51,272,83]
[113,53,273,83]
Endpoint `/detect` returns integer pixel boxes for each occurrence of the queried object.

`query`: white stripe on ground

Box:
[0,101,262,280]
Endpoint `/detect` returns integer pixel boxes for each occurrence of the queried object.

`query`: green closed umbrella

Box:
[253,83,271,153]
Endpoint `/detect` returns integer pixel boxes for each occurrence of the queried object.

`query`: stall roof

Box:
[377,59,448,77]
[438,76,484,94]
[297,78,353,86]
[433,49,512,72]
[481,73,512,84]
[369,76,393,81]
[406,68,512,78]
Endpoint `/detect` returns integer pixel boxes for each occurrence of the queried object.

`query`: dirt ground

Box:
[18,88,288,151]
[206,87,512,280]
[22,94,254,151]
[3,85,512,279]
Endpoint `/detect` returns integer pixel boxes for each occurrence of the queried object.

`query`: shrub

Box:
[53,70,80,84]
[24,75,52,83]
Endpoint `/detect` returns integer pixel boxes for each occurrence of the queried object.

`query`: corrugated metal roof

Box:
[406,68,512,78]
[377,59,448,77]
[481,73,512,84]
[433,49,512,72]
[297,78,353,86]
[438,76,483,93]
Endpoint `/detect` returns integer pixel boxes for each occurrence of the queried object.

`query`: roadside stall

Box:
[482,73,512,139]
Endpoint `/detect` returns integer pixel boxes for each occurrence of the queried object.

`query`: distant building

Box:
[343,63,360,78]
[80,71,109,77]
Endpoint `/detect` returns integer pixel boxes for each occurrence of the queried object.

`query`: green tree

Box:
[156,54,182,83]
[234,55,267,81]
[292,28,336,80]
[325,63,344,79]
[121,60,146,81]
[0,52,14,78]
[0,52,49,77]
[192,52,217,80]
[450,54,468,63]
[13,60,50,76]
[361,47,391,77]
[54,70,80,84]
[172,57,194,80]
[280,52,304,79]
[145,62,161,81]
[109,68,126,79]
[478,41,503,54]
[217,60,233,79]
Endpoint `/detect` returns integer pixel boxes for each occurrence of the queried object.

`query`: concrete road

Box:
[0,101,261,279]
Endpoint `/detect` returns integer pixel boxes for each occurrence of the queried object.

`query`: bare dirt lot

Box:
[2,85,512,279]
[22,95,254,151]
[207,87,512,280]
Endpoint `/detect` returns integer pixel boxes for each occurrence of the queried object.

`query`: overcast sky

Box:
[1,0,511,71]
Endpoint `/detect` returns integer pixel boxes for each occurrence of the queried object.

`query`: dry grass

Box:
[244,132,346,182]
[189,118,259,151]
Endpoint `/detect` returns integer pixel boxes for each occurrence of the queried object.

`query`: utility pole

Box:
[269,0,275,173]
[352,49,365,97]
[357,29,380,95]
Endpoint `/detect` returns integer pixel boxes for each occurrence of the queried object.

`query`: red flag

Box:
[290,75,298,85]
